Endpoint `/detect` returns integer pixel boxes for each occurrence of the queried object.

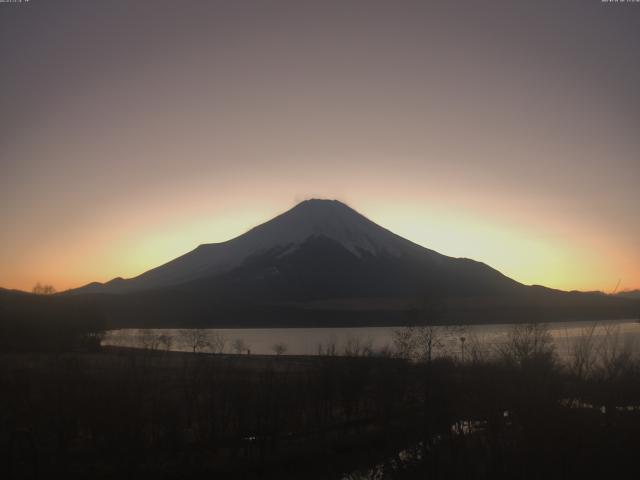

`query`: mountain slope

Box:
[72,199,519,297]
[616,290,640,300]
[63,199,639,327]
[179,234,522,302]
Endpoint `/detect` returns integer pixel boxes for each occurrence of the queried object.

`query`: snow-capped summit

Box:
[74,199,431,294]
[236,199,419,257]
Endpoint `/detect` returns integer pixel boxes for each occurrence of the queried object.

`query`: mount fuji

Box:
[65,199,637,327]
[72,199,520,298]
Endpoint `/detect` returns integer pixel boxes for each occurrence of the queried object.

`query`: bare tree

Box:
[567,323,599,379]
[208,331,227,354]
[465,333,489,364]
[181,329,210,353]
[497,322,556,368]
[158,334,173,352]
[232,338,248,354]
[140,330,161,351]
[344,335,374,357]
[596,324,636,381]
[32,283,56,295]
[393,294,450,362]
[392,325,445,362]
[272,342,288,356]
[317,334,338,356]
[415,325,444,363]
[392,326,418,360]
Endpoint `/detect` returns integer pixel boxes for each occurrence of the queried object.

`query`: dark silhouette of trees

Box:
[32,283,56,295]
[0,291,105,352]
[180,328,210,353]
[1,319,639,478]
[272,342,287,355]
[208,330,227,353]
[232,337,249,354]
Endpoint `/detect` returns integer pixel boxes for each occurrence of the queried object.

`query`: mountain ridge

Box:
[56,199,639,327]
[70,199,473,295]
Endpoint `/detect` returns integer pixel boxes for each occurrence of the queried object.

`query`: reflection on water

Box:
[102,319,640,360]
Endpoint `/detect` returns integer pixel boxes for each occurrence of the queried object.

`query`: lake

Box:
[103,319,640,360]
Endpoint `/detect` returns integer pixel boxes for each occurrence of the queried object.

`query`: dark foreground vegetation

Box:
[2,320,640,480]
[0,289,105,353]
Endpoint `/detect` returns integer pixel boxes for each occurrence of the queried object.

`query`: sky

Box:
[1,0,639,293]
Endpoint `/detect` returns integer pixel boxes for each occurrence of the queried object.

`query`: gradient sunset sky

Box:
[1,0,639,293]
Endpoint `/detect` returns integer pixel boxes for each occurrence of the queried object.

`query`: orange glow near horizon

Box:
[2,194,638,294]
[1,2,639,295]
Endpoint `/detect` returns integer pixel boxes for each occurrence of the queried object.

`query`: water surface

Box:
[103,319,640,360]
